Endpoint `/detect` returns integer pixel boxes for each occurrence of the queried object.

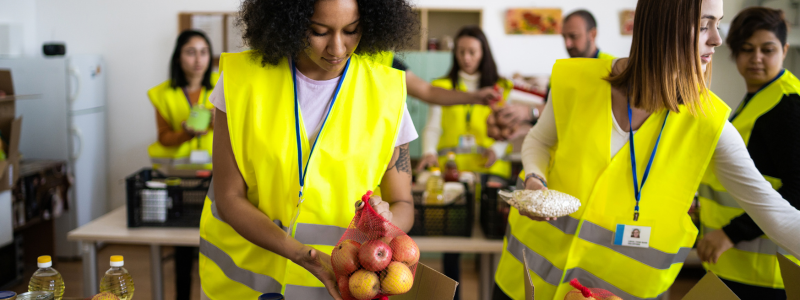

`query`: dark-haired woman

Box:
[697,7,800,299]
[148,30,217,169]
[417,26,513,180]
[495,0,800,299]
[198,0,418,299]
[148,29,216,300]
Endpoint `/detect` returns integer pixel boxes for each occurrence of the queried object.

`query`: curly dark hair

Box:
[239,0,418,66]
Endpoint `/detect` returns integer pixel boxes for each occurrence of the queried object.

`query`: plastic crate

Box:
[479,175,515,240]
[408,182,473,237]
[126,168,211,228]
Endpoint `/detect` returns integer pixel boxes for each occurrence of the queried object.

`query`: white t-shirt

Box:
[209,71,417,147]
[520,60,800,256]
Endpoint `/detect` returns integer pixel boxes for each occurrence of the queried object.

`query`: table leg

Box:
[480,253,492,300]
[150,244,163,300]
[81,241,98,297]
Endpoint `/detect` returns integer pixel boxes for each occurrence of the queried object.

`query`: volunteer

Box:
[697,7,800,299]
[489,9,615,142]
[562,10,614,60]
[148,30,217,169]
[198,0,417,299]
[147,29,217,300]
[401,54,500,106]
[495,0,800,299]
[415,26,513,180]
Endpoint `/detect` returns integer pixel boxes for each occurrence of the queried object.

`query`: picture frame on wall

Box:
[620,10,635,35]
[505,8,562,35]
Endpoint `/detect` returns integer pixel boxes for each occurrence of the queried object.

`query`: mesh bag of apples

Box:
[564,279,622,300]
[332,191,420,300]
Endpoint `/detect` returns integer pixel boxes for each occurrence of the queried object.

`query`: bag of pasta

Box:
[499,189,581,218]
[331,191,419,300]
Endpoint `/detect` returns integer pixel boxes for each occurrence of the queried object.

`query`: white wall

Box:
[414,0,638,75]
[34,0,241,209]
[0,0,37,56]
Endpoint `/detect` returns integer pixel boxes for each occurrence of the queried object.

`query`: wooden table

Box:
[68,207,505,300]
[68,207,198,300]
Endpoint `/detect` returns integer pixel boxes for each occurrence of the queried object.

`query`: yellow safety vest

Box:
[496,58,729,299]
[147,72,219,169]
[431,78,513,178]
[595,50,616,60]
[198,51,405,299]
[698,69,800,288]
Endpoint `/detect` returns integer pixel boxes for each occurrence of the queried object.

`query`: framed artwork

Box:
[505,8,562,35]
[620,10,635,35]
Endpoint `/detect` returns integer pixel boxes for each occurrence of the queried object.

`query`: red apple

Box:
[358,240,393,272]
[338,275,354,300]
[332,239,361,276]
[390,235,419,266]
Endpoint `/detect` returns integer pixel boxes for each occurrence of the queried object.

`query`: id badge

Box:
[613,217,652,248]
[190,150,211,164]
[459,134,477,149]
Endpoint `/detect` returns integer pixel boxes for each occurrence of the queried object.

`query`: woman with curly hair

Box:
[198,0,419,299]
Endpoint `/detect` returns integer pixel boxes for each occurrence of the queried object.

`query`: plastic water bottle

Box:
[99,255,135,300]
[28,256,64,300]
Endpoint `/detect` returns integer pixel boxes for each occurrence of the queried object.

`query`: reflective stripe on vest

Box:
[504,226,663,300]
[199,237,282,293]
[496,58,729,299]
[697,183,741,208]
[199,52,405,298]
[432,78,513,177]
[698,69,800,288]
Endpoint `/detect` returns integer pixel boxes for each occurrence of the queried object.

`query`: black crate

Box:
[479,175,514,240]
[408,183,473,237]
[126,168,211,228]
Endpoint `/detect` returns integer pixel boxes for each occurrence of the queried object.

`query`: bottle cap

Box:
[430,167,441,175]
[447,151,455,158]
[110,255,124,267]
[37,255,52,268]
[0,291,16,299]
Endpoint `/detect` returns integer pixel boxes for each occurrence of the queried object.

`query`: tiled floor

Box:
[8,244,701,300]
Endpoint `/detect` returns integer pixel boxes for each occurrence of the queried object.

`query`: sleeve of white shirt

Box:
[210,72,226,112]
[422,105,443,156]
[520,94,557,181]
[208,72,417,147]
[394,104,418,146]
[712,122,800,257]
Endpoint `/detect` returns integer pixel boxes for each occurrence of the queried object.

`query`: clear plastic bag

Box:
[499,189,581,218]
[331,191,419,300]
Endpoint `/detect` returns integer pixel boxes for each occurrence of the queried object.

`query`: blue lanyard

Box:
[292,59,351,201]
[627,98,669,221]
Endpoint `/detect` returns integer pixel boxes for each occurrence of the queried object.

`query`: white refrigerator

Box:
[0,55,108,258]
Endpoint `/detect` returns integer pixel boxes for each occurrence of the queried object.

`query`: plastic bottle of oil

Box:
[425,167,444,204]
[28,256,64,300]
[99,255,135,300]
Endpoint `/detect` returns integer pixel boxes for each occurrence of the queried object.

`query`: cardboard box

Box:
[778,253,800,300]
[0,69,23,192]
[389,263,458,300]
[520,252,800,299]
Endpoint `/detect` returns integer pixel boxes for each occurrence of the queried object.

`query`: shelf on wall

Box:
[403,8,483,52]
